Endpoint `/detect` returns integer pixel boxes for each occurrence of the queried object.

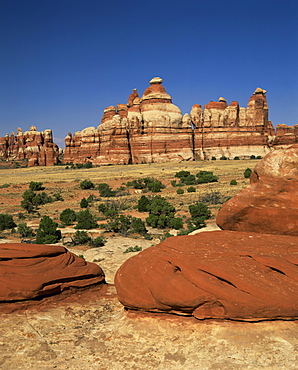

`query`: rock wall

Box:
[0,126,60,166]
[64,78,297,165]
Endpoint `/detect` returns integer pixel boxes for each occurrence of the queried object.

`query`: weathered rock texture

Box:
[115,230,298,321]
[216,145,298,236]
[63,79,298,165]
[0,126,60,166]
[0,243,105,302]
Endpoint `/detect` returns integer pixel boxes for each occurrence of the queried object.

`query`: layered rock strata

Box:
[0,126,60,166]
[64,79,297,165]
[0,243,105,302]
[216,145,298,236]
[115,230,298,321]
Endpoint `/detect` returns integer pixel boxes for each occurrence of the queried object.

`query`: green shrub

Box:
[147,180,165,193]
[0,214,16,231]
[220,156,228,160]
[0,183,10,189]
[35,216,61,244]
[130,217,148,235]
[53,193,64,201]
[75,209,98,229]
[75,162,93,169]
[196,171,218,184]
[98,183,116,197]
[188,202,211,231]
[126,177,165,193]
[89,235,106,248]
[250,155,256,159]
[80,197,89,208]
[72,230,91,246]
[29,181,44,191]
[230,179,238,185]
[234,156,240,160]
[187,187,196,193]
[176,188,184,194]
[137,195,150,212]
[21,189,53,213]
[171,180,177,187]
[60,208,76,226]
[256,155,262,159]
[123,245,142,254]
[17,223,34,238]
[175,171,190,179]
[169,217,183,230]
[98,203,119,218]
[244,168,252,179]
[146,196,179,229]
[80,180,95,190]
[211,156,216,160]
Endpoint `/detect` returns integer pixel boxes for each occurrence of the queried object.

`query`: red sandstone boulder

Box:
[0,243,105,302]
[216,145,298,236]
[115,230,298,321]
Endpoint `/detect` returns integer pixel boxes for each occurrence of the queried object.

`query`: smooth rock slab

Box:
[115,231,298,321]
[0,243,105,302]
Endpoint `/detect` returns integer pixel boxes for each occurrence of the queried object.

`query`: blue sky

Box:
[1,0,297,147]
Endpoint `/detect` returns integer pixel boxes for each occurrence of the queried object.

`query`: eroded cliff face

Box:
[0,126,60,166]
[64,77,193,165]
[2,78,296,167]
[192,88,276,160]
[65,79,294,165]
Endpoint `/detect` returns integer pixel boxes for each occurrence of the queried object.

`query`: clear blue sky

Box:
[1,0,297,147]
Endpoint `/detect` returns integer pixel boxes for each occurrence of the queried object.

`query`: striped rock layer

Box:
[0,126,60,166]
[64,78,298,165]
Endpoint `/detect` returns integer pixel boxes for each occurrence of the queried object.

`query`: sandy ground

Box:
[1,228,298,369]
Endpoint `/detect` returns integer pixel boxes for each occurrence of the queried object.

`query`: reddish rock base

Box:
[216,145,298,236]
[115,231,298,321]
[0,243,105,303]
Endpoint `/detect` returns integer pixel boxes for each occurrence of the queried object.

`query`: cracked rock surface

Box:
[115,230,298,321]
[1,287,298,369]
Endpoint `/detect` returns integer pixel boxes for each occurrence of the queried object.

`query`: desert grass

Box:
[0,159,257,239]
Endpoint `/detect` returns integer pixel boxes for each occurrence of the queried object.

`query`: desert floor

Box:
[1,160,298,369]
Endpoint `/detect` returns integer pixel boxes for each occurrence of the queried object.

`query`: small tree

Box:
[29,181,43,191]
[187,186,196,193]
[244,168,252,179]
[17,222,34,238]
[230,179,237,185]
[130,217,148,235]
[177,188,184,194]
[75,209,98,229]
[60,208,76,226]
[72,230,91,246]
[98,183,116,197]
[137,195,150,212]
[146,196,178,229]
[35,216,62,244]
[89,235,106,248]
[80,180,95,190]
[188,202,211,231]
[80,197,89,208]
[0,214,16,231]
[147,180,165,193]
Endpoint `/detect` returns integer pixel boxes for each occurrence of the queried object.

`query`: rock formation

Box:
[0,243,105,302]
[0,126,60,166]
[216,145,298,236]
[64,77,193,165]
[64,79,297,165]
[115,230,298,321]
